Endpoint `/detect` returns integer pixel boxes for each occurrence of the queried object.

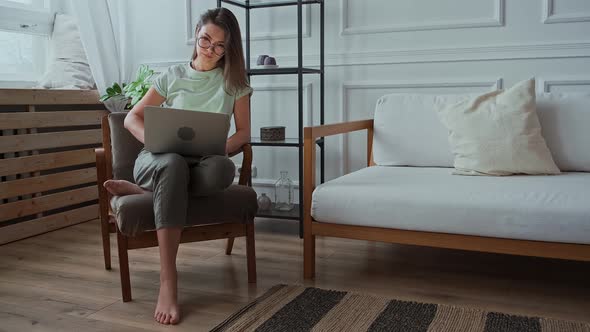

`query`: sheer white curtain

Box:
[70,0,131,95]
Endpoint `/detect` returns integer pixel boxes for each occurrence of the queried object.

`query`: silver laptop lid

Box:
[144,106,230,156]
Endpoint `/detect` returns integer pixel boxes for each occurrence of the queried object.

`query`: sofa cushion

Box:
[372,93,474,167]
[111,184,257,236]
[537,93,590,172]
[311,166,590,245]
[436,78,560,176]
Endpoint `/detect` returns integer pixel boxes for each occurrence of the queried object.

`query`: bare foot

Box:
[103,180,145,196]
[154,279,180,325]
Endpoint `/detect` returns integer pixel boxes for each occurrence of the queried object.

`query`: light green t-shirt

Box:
[152,62,252,116]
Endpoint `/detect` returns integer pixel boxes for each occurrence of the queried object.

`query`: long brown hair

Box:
[191,8,249,96]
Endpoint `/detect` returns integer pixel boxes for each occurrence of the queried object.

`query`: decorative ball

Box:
[256,55,269,66]
[264,56,277,66]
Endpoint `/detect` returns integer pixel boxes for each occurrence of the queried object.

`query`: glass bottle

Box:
[257,193,272,211]
[274,171,294,211]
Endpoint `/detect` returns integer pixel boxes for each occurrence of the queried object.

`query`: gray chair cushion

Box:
[108,113,143,182]
[111,184,258,236]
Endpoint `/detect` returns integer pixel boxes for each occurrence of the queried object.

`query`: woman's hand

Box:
[226,94,251,155]
[124,87,166,144]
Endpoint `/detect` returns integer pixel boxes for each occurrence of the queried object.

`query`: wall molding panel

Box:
[340,0,505,35]
[315,41,590,66]
[339,79,503,174]
[538,77,590,92]
[145,41,590,71]
[542,0,590,24]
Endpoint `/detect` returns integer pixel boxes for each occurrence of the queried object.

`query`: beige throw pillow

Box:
[436,78,560,176]
[36,14,95,89]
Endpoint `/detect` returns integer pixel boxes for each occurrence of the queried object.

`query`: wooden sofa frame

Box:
[303,119,590,279]
[96,116,256,301]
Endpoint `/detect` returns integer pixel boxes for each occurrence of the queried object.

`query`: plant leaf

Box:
[103,65,154,106]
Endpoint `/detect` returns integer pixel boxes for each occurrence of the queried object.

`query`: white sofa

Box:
[302,92,590,279]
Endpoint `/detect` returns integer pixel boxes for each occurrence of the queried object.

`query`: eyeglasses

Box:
[197,37,225,56]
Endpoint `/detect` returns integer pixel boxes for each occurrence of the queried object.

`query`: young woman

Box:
[103,8,252,325]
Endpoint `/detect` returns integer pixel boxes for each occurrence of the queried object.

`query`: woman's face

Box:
[195,23,226,67]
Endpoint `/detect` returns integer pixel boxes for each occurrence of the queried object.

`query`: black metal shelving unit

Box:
[218,0,325,237]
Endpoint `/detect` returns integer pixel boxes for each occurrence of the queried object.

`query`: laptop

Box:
[144,106,230,156]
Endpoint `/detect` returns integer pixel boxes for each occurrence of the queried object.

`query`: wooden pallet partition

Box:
[0,89,107,244]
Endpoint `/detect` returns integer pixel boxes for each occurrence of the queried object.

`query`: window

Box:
[0,0,47,8]
[0,0,52,86]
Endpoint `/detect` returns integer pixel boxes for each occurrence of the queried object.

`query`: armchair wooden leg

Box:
[304,230,316,280]
[117,229,132,302]
[226,237,235,255]
[96,147,111,270]
[245,223,256,283]
[101,216,111,270]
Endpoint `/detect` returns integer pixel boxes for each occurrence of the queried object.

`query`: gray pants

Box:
[133,149,236,229]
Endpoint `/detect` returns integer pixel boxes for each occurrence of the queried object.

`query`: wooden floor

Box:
[1,219,589,331]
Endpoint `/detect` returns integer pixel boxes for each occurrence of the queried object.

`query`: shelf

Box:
[250,137,300,147]
[248,68,321,76]
[220,0,324,237]
[257,203,300,220]
[221,0,321,9]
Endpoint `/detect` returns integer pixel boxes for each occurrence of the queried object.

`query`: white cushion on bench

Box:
[372,93,465,167]
[537,93,590,172]
[311,166,590,245]
[372,92,590,172]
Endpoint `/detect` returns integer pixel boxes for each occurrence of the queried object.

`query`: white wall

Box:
[122,0,590,201]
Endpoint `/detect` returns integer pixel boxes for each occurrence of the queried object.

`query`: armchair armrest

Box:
[229,143,253,187]
[95,148,108,180]
[304,119,373,139]
[303,118,374,185]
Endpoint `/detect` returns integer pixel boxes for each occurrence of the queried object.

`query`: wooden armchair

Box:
[96,113,257,302]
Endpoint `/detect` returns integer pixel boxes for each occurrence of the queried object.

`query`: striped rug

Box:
[212,285,590,332]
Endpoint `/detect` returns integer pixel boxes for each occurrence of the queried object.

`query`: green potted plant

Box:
[100,64,155,112]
